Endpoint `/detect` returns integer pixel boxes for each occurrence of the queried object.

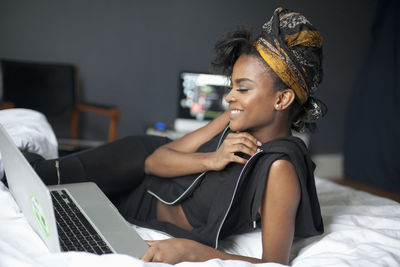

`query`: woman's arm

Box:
[144,111,261,177]
[258,159,300,264]
[142,239,265,264]
[142,159,301,265]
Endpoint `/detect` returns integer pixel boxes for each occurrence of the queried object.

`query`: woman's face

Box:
[226,55,280,137]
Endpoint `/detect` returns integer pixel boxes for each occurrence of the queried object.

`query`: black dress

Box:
[121,128,324,248]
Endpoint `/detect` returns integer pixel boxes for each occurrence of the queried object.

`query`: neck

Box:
[249,120,292,144]
[252,128,291,144]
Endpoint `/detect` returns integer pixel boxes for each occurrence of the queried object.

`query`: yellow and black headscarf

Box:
[255,7,327,132]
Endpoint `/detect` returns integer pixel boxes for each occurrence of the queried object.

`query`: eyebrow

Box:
[232,78,255,84]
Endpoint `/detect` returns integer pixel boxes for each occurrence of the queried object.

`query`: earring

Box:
[275,104,279,109]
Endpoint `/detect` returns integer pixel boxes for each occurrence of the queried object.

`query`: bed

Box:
[1,109,400,267]
[0,108,58,178]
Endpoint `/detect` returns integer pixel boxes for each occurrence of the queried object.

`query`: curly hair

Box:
[211,27,287,92]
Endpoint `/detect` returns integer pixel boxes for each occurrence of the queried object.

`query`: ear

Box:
[275,89,295,110]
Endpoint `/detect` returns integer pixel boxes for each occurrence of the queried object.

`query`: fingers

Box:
[142,240,161,262]
[145,240,156,246]
[141,238,188,264]
[230,131,260,145]
[225,132,261,156]
[232,154,248,165]
[232,143,257,157]
[141,246,155,262]
[142,240,155,262]
[227,132,261,149]
[211,132,262,170]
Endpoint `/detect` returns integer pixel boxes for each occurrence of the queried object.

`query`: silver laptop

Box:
[0,124,148,258]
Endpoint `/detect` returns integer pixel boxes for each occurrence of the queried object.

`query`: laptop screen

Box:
[177,72,230,122]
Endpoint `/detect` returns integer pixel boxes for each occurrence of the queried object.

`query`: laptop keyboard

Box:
[50,190,113,254]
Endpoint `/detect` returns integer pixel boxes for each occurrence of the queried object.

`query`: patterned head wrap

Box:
[254,7,327,132]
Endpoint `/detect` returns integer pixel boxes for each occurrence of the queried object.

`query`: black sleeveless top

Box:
[134,128,324,248]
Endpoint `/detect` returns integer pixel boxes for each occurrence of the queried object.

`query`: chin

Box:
[228,122,245,132]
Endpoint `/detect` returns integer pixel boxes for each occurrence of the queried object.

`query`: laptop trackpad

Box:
[83,204,149,257]
[84,204,128,230]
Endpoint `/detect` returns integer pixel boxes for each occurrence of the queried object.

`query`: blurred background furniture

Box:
[0,59,121,155]
[0,101,14,110]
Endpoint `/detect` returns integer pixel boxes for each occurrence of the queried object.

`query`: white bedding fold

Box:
[0,108,58,177]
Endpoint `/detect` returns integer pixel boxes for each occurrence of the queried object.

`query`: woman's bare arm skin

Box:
[259,159,300,264]
[144,111,261,177]
[142,159,301,265]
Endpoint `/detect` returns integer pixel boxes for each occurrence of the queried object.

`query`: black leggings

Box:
[32,135,170,204]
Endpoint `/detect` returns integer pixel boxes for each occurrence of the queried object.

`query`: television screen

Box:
[178,72,230,121]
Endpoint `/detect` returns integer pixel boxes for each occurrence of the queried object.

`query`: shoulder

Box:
[262,136,308,154]
[266,159,300,201]
[259,136,312,178]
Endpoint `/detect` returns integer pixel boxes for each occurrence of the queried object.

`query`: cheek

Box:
[247,97,277,125]
[249,95,273,114]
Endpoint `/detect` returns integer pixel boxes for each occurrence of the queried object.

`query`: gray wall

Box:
[0,0,378,155]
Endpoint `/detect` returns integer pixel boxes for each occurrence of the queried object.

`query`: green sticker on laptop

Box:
[30,194,51,238]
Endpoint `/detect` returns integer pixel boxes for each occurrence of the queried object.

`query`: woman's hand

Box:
[141,238,265,264]
[141,238,214,264]
[209,132,261,171]
[144,111,261,177]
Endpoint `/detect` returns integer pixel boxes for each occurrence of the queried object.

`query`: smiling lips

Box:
[230,108,243,118]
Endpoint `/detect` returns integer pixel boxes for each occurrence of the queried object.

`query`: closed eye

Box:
[236,88,249,92]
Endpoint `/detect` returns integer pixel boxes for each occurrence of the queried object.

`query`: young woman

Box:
[26,7,326,265]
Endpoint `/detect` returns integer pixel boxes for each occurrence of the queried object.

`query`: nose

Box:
[225,89,235,103]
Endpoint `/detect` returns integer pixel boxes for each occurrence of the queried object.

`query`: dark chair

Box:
[0,59,121,154]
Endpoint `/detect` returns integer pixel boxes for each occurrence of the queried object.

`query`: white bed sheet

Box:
[0,108,58,177]
[1,177,399,267]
